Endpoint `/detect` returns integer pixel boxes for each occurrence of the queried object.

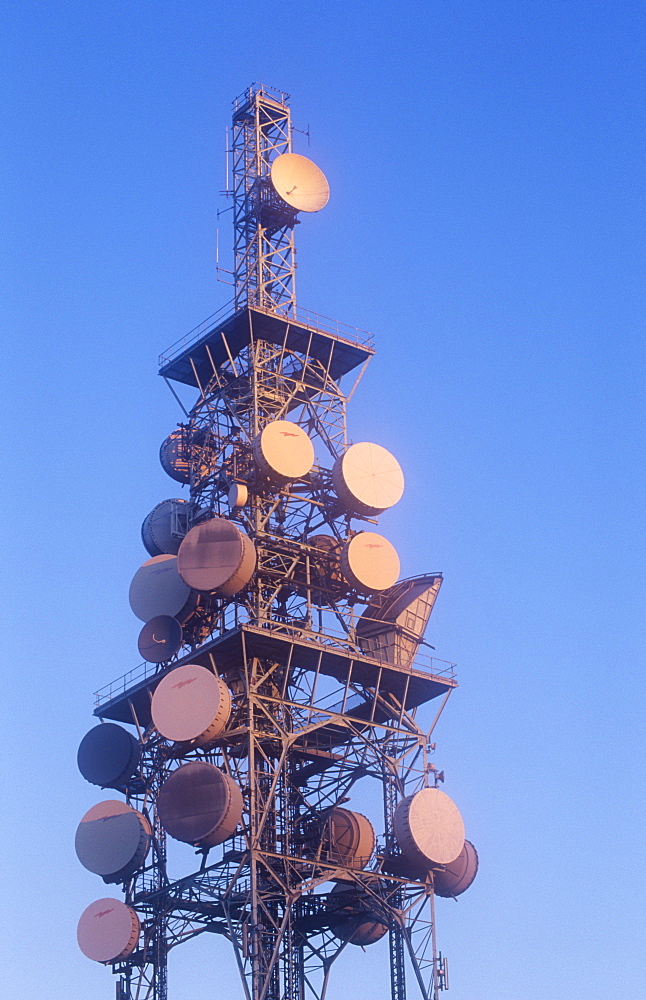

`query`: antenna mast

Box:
[74,84,477,1000]
[231,83,297,314]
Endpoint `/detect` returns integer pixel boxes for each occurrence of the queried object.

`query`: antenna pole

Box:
[76,85,470,1000]
[231,84,297,314]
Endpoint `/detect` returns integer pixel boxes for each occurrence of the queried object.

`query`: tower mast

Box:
[232,84,297,314]
[74,85,477,1000]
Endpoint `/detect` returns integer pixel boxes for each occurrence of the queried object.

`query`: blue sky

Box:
[2,2,644,998]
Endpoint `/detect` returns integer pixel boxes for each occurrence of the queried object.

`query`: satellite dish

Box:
[394,788,465,867]
[137,615,183,663]
[128,554,196,623]
[340,532,400,593]
[177,518,256,596]
[159,426,214,484]
[228,483,248,509]
[75,800,151,883]
[157,762,244,847]
[270,153,330,213]
[326,808,375,869]
[253,420,315,484]
[308,534,343,597]
[333,442,404,517]
[433,840,479,897]
[308,534,341,554]
[151,664,232,745]
[141,499,188,557]
[77,723,141,789]
[77,898,140,963]
[159,427,192,484]
[329,884,388,946]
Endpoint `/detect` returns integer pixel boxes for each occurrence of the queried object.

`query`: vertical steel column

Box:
[383,757,407,1000]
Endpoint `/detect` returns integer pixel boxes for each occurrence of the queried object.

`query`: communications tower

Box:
[74,84,478,1000]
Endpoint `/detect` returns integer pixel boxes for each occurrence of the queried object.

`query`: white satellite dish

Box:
[253,419,315,483]
[340,532,400,593]
[270,153,330,213]
[333,442,404,517]
[394,787,465,866]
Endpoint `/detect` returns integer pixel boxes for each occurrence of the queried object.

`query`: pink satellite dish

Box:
[151,664,232,745]
[77,898,140,963]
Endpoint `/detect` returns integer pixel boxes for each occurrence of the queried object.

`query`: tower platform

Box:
[159,304,375,388]
[94,623,456,729]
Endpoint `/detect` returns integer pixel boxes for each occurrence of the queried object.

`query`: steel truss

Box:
[231,84,298,314]
[93,85,459,1000]
[110,645,454,1000]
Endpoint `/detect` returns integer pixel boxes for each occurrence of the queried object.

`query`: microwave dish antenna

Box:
[270,152,330,213]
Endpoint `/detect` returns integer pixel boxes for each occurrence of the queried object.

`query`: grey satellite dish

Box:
[270,153,330,213]
[394,788,465,867]
[75,800,151,883]
[141,499,188,556]
[77,898,140,963]
[433,840,479,897]
[157,762,243,848]
[308,534,343,600]
[137,615,183,663]
[159,427,193,484]
[177,518,256,596]
[77,723,141,789]
[128,554,196,623]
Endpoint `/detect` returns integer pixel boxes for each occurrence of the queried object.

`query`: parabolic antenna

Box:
[75,800,151,883]
[433,840,479,898]
[77,898,140,963]
[333,442,404,517]
[308,534,343,595]
[177,518,256,596]
[340,532,400,593]
[228,482,248,509]
[157,762,243,848]
[77,723,141,789]
[308,533,341,555]
[137,615,183,663]
[151,664,232,745]
[329,883,388,946]
[326,808,375,869]
[394,787,465,867]
[253,420,315,484]
[128,554,196,624]
[356,573,443,668]
[159,427,213,484]
[141,499,188,557]
[270,153,330,213]
[159,427,192,484]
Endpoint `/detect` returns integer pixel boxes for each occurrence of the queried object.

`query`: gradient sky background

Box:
[2,2,644,998]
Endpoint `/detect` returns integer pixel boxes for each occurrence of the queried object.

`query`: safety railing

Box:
[94,618,455,712]
[158,300,374,370]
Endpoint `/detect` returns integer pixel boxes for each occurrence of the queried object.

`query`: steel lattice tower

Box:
[78,84,472,1000]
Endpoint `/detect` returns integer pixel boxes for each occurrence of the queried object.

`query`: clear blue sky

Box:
[2,2,644,998]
